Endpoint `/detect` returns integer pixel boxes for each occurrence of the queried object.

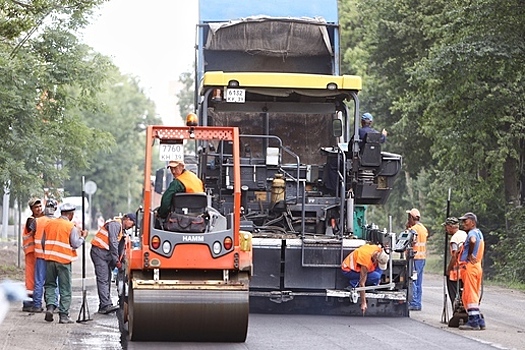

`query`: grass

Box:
[424,250,525,291]
[0,264,24,281]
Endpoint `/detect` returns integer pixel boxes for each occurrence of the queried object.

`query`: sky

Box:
[80,0,199,125]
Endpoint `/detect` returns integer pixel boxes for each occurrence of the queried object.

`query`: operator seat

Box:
[360,132,382,167]
[170,192,208,216]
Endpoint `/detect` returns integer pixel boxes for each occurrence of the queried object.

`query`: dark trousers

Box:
[447,277,463,308]
[90,245,113,309]
[44,261,72,315]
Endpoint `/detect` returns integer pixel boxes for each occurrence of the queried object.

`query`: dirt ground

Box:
[0,242,25,281]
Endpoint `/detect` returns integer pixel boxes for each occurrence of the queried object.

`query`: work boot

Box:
[98,304,119,314]
[59,313,74,324]
[22,301,33,312]
[44,305,55,322]
[29,306,44,313]
[478,315,486,330]
[459,316,480,330]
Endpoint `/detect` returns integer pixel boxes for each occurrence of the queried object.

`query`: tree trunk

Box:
[503,157,519,206]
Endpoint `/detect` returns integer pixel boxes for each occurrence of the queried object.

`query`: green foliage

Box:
[339,0,525,278]
[490,206,525,283]
[63,68,161,219]
[0,0,113,202]
[176,70,195,118]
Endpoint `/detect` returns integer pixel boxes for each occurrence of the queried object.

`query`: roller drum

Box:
[129,288,249,342]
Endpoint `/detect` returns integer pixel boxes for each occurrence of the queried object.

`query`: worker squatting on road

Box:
[43,203,88,324]
[341,244,389,315]
[443,217,467,308]
[90,213,136,314]
[31,199,59,313]
[21,197,44,311]
[458,212,486,331]
[406,208,428,311]
[157,160,204,219]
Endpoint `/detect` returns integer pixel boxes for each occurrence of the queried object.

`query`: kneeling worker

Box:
[91,213,136,314]
[341,244,389,315]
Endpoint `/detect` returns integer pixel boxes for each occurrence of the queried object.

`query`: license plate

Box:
[225,88,245,103]
[159,143,184,162]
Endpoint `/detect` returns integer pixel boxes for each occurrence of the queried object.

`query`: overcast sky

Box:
[80,0,199,125]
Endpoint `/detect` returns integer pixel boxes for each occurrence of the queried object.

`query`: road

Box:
[1,243,524,349]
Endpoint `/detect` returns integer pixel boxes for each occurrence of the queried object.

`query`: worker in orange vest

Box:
[341,244,389,315]
[31,199,59,313]
[91,213,136,314]
[157,160,204,218]
[443,217,467,308]
[406,208,428,311]
[21,197,44,312]
[43,203,88,324]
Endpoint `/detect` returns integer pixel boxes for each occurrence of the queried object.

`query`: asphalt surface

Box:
[1,241,524,349]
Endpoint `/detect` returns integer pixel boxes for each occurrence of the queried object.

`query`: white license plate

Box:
[225,88,245,103]
[159,143,184,162]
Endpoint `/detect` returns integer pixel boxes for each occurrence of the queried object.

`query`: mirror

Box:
[332,119,343,137]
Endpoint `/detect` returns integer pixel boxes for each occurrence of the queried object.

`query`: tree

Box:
[339,0,525,279]
[64,68,161,219]
[1,0,113,204]
[176,69,194,119]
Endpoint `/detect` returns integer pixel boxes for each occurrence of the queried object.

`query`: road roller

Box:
[118,122,253,342]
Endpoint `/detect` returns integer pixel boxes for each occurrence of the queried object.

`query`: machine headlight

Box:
[162,241,172,254]
[327,82,338,90]
[213,241,222,255]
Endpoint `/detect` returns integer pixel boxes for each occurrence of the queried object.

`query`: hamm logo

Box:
[182,235,204,242]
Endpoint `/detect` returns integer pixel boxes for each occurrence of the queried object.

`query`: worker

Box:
[157,160,204,218]
[443,217,467,308]
[43,203,88,324]
[458,212,486,330]
[21,197,44,312]
[91,213,136,314]
[341,244,389,315]
[406,208,428,311]
[358,113,387,144]
[31,199,58,313]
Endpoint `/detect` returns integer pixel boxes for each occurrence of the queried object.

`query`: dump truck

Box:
[191,0,410,317]
[118,125,253,342]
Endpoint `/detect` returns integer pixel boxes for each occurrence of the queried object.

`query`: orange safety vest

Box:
[22,216,36,254]
[341,244,380,273]
[449,230,467,281]
[34,216,53,259]
[43,217,77,264]
[449,254,460,281]
[91,219,123,250]
[177,170,204,193]
[411,223,428,260]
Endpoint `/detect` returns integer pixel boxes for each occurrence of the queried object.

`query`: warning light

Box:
[186,113,198,127]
